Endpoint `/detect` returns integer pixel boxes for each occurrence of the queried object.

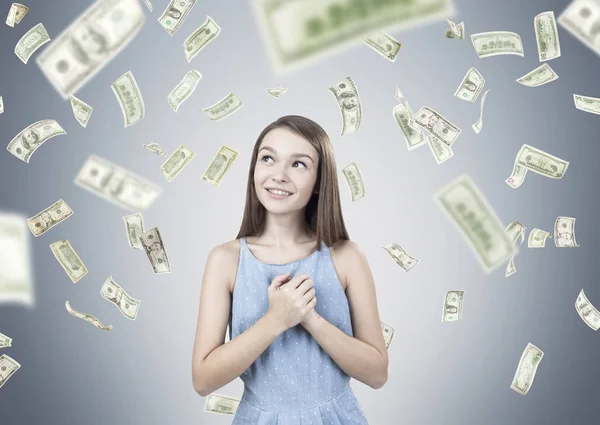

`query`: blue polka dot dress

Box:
[228,236,369,425]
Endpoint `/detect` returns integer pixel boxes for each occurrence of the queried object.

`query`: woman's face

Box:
[254,127,319,214]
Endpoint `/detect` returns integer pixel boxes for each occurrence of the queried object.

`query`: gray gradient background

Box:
[0,0,599,424]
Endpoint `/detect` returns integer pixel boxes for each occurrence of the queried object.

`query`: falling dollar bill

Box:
[470,31,524,58]
[382,243,419,272]
[266,87,288,98]
[74,155,163,211]
[253,0,454,74]
[27,199,73,237]
[393,86,426,151]
[454,67,485,103]
[472,89,490,134]
[201,144,239,187]
[204,393,240,414]
[362,32,402,62]
[505,144,569,189]
[558,0,600,57]
[7,119,66,163]
[510,342,544,396]
[6,3,28,27]
[516,63,559,87]
[122,213,145,250]
[442,290,464,322]
[0,95,3,114]
[140,227,171,274]
[144,142,165,155]
[435,174,516,273]
[380,321,395,350]
[202,93,243,121]
[554,216,579,247]
[49,239,88,283]
[36,0,145,100]
[0,354,21,389]
[143,0,153,12]
[427,134,453,164]
[0,212,34,306]
[342,161,366,201]
[14,23,50,64]
[161,144,196,182]
[158,0,195,34]
[573,94,600,115]
[505,221,526,277]
[527,228,552,248]
[0,332,12,348]
[505,256,517,278]
[168,70,202,112]
[534,11,561,61]
[184,15,221,62]
[575,289,600,331]
[413,106,461,147]
[111,70,145,127]
[329,76,362,135]
[65,300,112,331]
[445,19,464,39]
[100,275,140,320]
[70,95,94,127]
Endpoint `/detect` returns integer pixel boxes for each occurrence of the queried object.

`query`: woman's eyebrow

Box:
[259,146,314,163]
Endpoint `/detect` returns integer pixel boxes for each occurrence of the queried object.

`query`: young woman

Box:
[192,115,388,424]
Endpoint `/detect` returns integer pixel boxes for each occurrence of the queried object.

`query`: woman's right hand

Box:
[266,272,316,332]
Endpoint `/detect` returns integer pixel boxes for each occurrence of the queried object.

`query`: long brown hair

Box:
[235,115,350,250]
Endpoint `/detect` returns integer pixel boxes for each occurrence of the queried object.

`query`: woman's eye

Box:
[260,155,306,168]
[260,155,273,163]
[294,161,307,168]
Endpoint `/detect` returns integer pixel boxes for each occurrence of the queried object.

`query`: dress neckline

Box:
[242,236,323,266]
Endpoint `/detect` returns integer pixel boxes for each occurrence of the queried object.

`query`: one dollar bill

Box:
[510,342,544,396]
[201,145,239,187]
[111,70,145,127]
[168,70,202,112]
[575,289,600,331]
[329,76,361,135]
[100,275,140,320]
[49,239,88,283]
[27,199,73,237]
[204,393,240,414]
[342,161,366,201]
[14,23,50,64]
[122,213,145,250]
[0,354,21,389]
[158,0,195,35]
[382,243,419,272]
[140,227,171,274]
[442,290,464,322]
[65,300,112,331]
[161,144,196,182]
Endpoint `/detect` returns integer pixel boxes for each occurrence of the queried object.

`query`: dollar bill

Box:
[36,0,145,100]
[6,3,28,27]
[554,216,579,247]
[413,106,461,147]
[470,31,524,58]
[201,144,239,187]
[516,63,559,87]
[329,76,362,135]
[143,0,153,12]
[0,332,12,348]
[0,212,34,306]
[0,95,3,114]
[0,354,21,389]
[573,94,600,115]
[7,119,66,163]
[50,239,88,283]
[65,300,113,331]
[505,256,517,277]
[204,393,240,414]
[558,0,600,57]
[505,221,526,277]
[445,19,464,39]
[161,144,196,182]
[575,289,600,331]
[505,144,569,188]
[435,174,516,273]
[535,11,561,61]
[427,134,453,164]
[382,243,419,272]
[442,290,464,322]
[168,70,202,112]
[381,321,395,350]
[527,228,552,248]
[74,155,163,211]
[202,93,243,121]
[100,275,140,320]
[140,227,171,273]
[393,86,426,151]
[266,87,288,98]
[184,15,221,62]
[471,89,490,134]
[342,162,366,201]
[14,23,50,64]
[362,32,402,62]
[27,199,73,237]
[454,67,485,103]
[70,94,94,127]
[144,142,165,155]
[253,0,454,74]
[122,213,145,250]
[158,0,195,34]
[111,70,145,127]
[510,342,544,396]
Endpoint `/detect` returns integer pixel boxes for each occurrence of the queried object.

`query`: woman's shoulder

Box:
[329,238,360,256]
